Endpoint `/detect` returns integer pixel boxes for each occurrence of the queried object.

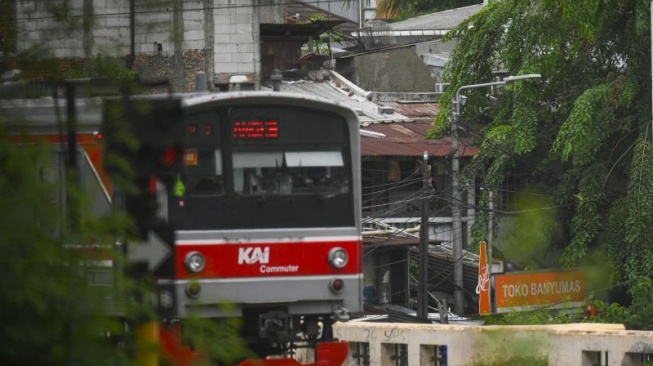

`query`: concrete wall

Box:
[337,46,436,93]
[14,0,267,91]
[212,0,259,85]
[332,322,653,366]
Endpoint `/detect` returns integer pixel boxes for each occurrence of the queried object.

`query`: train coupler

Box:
[259,310,292,339]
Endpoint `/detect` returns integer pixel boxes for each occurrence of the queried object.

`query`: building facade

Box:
[8,0,357,91]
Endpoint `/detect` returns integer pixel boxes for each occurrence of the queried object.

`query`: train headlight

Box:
[328,247,349,269]
[184,251,206,273]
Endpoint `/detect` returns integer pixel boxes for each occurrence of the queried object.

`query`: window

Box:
[233,150,349,195]
[183,148,224,195]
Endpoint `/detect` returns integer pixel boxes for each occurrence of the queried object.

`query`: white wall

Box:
[333,322,646,366]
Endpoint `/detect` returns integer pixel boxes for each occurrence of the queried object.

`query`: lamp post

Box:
[418,151,430,321]
[450,73,541,315]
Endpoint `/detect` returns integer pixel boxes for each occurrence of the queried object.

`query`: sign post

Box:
[476,241,492,315]
[494,270,586,313]
[127,231,171,272]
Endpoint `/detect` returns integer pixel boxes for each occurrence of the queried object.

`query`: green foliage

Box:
[93,55,140,82]
[552,85,612,164]
[300,14,345,56]
[496,192,561,269]
[560,165,605,268]
[0,126,133,365]
[484,308,577,326]
[592,277,653,330]
[182,315,253,364]
[621,138,653,281]
[465,357,548,366]
[437,0,653,294]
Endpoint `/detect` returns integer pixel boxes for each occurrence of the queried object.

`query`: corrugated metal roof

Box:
[361,120,478,157]
[267,80,414,124]
[388,4,483,31]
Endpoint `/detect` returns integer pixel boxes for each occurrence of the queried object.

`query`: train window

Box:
[183,148,224,195]
[232,152,283,168]
[284,151,344,167]
[233,150,349,195]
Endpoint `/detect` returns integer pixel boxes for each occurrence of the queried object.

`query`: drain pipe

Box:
[195,71,207,92]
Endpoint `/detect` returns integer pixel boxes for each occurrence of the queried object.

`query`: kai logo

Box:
[238,247,270,264]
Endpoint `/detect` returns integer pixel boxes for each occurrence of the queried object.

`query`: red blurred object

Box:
[584,303,598,318]
[237,342,349,366]
[160,147,177,166]
[159,322,209,366]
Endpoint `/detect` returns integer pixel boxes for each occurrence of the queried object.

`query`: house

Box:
[337,4,485,89]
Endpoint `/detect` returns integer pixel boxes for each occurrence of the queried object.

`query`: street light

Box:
[450,73,541,315]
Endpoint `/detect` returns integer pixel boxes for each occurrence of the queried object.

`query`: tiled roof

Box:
[381,101,440,120]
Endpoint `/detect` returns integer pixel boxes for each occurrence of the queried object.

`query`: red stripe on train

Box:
[175,240,361,279]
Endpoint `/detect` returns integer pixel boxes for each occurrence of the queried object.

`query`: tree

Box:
[434,0,653,294]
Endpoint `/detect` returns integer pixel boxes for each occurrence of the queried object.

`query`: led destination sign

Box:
[233,120,279,140]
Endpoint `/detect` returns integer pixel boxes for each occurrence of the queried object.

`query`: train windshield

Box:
[233,150,349,195]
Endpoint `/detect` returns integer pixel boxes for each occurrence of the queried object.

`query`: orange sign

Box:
[494,270,586,313]
[183,149,198,166]
[476,241,491,315]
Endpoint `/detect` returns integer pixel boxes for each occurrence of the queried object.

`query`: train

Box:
[1,87,363,365]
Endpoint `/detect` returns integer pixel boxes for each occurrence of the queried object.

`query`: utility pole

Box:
[488,190,494,271]
[450,100,464,315]
[418,151,430,321]
[450,73,541,316]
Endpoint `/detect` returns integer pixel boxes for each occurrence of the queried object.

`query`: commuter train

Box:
[1,89,363,364]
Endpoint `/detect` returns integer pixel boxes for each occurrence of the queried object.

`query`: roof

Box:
[388,4,484,32]
[344,4,484,44]
[361,120,478,157]
[263,70,478,158]
[286,0,358,31]
[266,79,413,124]
[381,101,440,120]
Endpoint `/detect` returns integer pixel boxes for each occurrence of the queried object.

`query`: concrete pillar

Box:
[203,0,214,88]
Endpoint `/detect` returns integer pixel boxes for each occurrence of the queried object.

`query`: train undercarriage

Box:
[158,309,349,366]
